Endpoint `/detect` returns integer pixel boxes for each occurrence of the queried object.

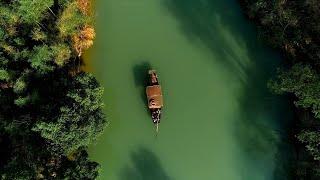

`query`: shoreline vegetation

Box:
[239,0,320,179]
[0,0,106,179]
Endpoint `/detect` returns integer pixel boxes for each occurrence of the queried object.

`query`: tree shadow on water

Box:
[162,0,254,82]
[162,0,295,179]
[119,148,172,180]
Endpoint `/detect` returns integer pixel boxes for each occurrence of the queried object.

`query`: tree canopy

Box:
[240,0,320,178]
[0,0,105,179]
[33,73,106,155]
[17,0,54,24]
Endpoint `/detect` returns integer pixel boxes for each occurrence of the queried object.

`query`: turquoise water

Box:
[87,0,293,179]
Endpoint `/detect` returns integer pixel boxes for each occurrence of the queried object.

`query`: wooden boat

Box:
[146,70,163,133]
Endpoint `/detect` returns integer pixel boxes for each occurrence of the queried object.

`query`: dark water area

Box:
[120,148,171,180]
[86,0,294,179]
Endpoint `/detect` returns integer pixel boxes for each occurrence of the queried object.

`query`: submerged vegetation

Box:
[240,0,320,179]
[0,0,106,179]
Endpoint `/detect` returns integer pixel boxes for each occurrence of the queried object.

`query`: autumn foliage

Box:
[76,0,92,15]
[73,26,95,57]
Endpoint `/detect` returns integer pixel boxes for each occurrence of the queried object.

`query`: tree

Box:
[0,6,18,26]
[57,2,88,37]
[0,0,103,178]
[13,77,27,94]
[61,150,100,180]
[52,43,71,66]
[29,45,54,74]
[297,130,320,161]
[17,0,54,24]
[73,26,95,56]
[0,135,100,180]
[240,0,320,178]
[31,27,47,42]
[33,73,106,155]
[0,69,10,82]
[269,64,320,119]
[14,96,30,107]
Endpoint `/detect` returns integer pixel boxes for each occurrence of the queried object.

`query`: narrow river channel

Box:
[86,0,294,179]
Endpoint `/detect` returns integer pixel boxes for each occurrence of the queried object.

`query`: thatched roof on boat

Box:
[146,85,163,109]
[148,70,157,75]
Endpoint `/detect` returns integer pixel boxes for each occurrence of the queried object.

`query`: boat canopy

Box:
[146,85,163,109]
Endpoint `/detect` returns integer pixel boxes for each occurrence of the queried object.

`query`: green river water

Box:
[86,0,294,179]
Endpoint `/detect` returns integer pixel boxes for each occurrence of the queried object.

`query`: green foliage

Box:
[0,69,10,81]
[58,0,73,7]
[297,130,320,161]
[29,45,54,74]
[13,78,27,94]
[0,136,99,180]
[0,27,4,40]
[52,43,71,66]
[57,2,88,37]
[1,169,34,180]
[31,27,47,41]
[17,0,54,24]
[0,0,104,179]
[33,73,106,155]
[62,150,100,179]
[240,0,320,62]
[240,0,320,178]
[0,6,18,25]
[14,96,30,107]
[269,64,320,118]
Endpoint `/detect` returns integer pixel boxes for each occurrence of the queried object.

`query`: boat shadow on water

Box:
[132,61,152,113]
[119,147,172,180]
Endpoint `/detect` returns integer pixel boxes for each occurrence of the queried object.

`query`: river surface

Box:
[86,0,293,179]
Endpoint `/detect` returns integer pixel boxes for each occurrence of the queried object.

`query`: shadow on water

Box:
[133,62,152,107]
[162,0,295,179]
[119,147,172,180]
[163,0,253,82]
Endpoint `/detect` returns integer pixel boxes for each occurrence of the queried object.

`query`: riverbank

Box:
[239,0,320,179]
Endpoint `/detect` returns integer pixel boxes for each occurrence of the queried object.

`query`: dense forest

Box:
[0,0,106,179]
[239,0,320,179]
